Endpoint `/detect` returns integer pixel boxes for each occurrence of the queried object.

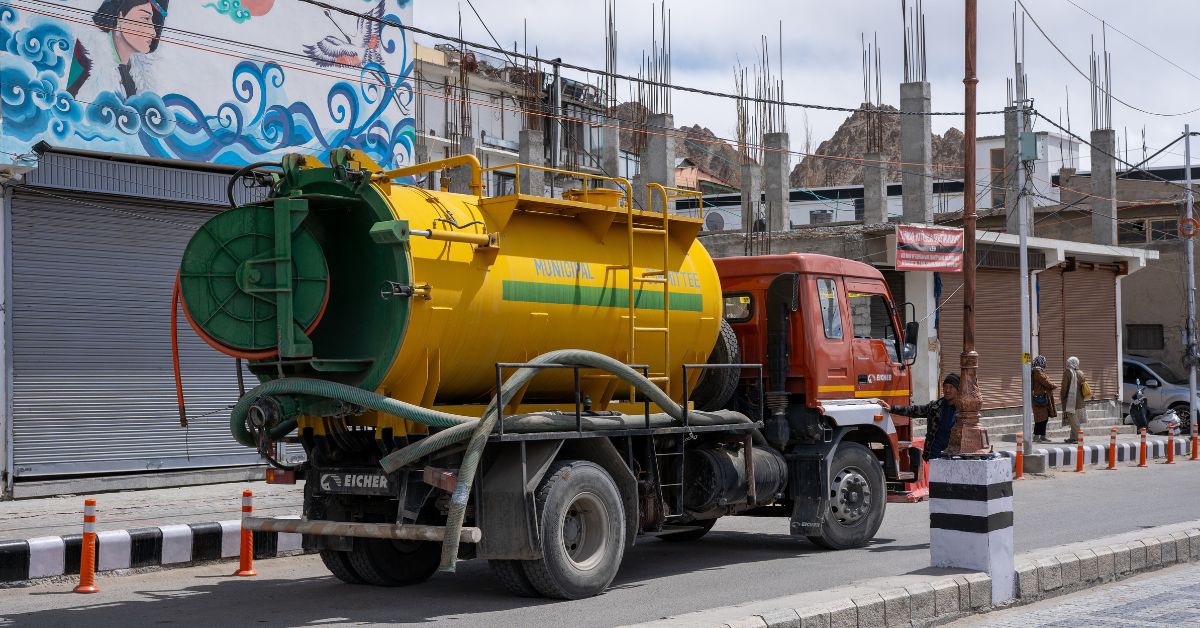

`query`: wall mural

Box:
[0,0,415,169]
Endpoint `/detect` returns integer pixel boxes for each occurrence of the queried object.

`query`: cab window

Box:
[848,292,899,362]
[817,278,843,340]
[723,293,753,323]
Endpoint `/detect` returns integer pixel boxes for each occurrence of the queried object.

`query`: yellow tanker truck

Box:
[175,149,914,599]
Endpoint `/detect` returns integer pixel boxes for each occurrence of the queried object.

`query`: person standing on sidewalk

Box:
[888,373,960,460]
[1031,355,1057,443]
[1060,356,1091,443]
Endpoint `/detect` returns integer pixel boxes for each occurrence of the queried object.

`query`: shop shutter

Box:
[1063,267,1119,400]
[9,192,261,477]
[937,270,1024,410]
[1036,268,1066,386]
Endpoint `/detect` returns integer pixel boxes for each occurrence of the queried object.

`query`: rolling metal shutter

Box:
[9,191,260,477]
[1063,267,1119,400]
[1035,268,1066,386]
[937,270,1024,410]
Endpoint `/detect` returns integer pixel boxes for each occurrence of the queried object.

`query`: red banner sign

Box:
[895,225,965,272]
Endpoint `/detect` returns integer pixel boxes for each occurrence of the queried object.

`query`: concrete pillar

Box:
[862,151,888,224]
[905,271,940,405]
[929,457,1015,606]
[448,137,476,195]
[518,129,545,196]
[900,81,934,224]
[763,132,790,231]
[1091,129,1118,245]
[600,123,621,188]
[740,161,762,232]
[641,113,675,211]
[1004,107,1021,233]
[414,143,435,190]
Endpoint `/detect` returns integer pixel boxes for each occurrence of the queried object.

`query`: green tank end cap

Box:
[369,220,410,246]
[179,203,329,354]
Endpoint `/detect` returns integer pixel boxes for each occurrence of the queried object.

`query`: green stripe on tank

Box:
[501,280,703,312]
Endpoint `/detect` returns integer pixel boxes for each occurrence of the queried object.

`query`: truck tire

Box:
[346,537,441,587]
[806,442,885,550]
[521,461,626,599]
[691,319,741,411]
[657,518,717,542]
[319,549,364,584]
[489,559,540,596]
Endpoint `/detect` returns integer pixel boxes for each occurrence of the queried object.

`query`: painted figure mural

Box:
[68,0,170,100]
[0,0,415,168]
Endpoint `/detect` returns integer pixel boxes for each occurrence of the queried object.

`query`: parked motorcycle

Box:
[1128,380,1188,435]
[1128,381,1151,433]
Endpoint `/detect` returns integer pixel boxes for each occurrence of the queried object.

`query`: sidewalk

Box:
[992,431,1194,470]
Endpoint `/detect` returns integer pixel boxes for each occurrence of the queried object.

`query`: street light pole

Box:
[949,0,991,455]
[1185,125,1197,438]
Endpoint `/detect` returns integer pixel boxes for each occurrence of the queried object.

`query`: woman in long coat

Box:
[1060,356,1090,443]
[1031,355,1057,443]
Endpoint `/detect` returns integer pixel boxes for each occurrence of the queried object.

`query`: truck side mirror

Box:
[902,321,919,365]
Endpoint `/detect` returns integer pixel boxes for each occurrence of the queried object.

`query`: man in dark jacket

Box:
[888,373,960,460]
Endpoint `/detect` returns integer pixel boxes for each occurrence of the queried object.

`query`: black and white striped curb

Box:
[0,518,303,584]
[997,437,1190,468]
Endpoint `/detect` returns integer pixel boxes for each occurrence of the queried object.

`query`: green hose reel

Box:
[180,198,330,358]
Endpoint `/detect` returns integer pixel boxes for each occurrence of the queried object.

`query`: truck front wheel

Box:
[806,442,885,550]
[521,460,626,599]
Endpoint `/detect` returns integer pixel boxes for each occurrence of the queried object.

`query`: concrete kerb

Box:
[630,519,1200,628]
[0,518,306,587]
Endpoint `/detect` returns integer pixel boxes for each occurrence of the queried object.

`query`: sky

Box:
[413,0,1200,173]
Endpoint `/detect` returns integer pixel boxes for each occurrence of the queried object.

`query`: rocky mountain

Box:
[789,105,965,188]
[674,124,742,187]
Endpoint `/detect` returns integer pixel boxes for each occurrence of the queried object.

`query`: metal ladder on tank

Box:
[625,183,673,398]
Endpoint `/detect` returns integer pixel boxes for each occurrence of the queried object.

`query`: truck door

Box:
[845,286,907,405]
[806,276,854,401]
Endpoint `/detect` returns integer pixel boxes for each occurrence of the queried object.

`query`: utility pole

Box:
[550,58,562,196]
[1185,125,1197,438]
[1017,102,1033,457]
[948,0,990,455]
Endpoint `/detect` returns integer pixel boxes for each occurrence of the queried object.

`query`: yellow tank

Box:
[179,152,721,436]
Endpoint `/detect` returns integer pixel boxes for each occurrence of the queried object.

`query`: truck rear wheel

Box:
[346,537,441,587]
[521,461,626,599]
[489,559,540,596]
[319,549,364,584]
[806,442,885,550]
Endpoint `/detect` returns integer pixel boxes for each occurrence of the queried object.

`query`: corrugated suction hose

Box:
[231,349,762,573]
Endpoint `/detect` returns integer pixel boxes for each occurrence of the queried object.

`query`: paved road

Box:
[954,562,1200,627]
[1,463,1198,627]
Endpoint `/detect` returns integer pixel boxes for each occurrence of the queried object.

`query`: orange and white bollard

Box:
[1107,427,1118,470]
[1075,430,1085,473]
[234,490,256,577]
[1138,427,1149,468]
[1192,422,1199,461]
[1165,426,1176,464]
[1014,433,1024,480]
[74,499,98,594]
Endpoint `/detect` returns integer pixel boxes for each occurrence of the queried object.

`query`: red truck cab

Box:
[714,253,922,545]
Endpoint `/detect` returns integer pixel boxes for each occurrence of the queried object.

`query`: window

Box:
[493,171,516,196]
[1118,220,1147,245]
[989,148,1006,209]
[817,278,843,340]
[723,293,753,323]
[1126,324,1165,351]
[1124,362,1153,386]
[1150,219,1178,241]
[848,292,900,362]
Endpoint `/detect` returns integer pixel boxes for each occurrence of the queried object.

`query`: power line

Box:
[1062,0,1200,86]
[1016,0,1200,118]
[296,0,1007,118]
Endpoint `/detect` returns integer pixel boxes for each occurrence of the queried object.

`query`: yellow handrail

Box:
[649,184,704,220]
[373,154,484,196]
[481,162,633,208]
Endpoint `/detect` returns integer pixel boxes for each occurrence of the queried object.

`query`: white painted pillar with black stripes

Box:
[929,457,1014,605]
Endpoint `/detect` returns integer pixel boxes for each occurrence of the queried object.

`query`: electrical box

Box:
[1018,132,1040,162]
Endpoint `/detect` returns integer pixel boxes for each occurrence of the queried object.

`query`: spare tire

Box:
[690,319,741,411]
